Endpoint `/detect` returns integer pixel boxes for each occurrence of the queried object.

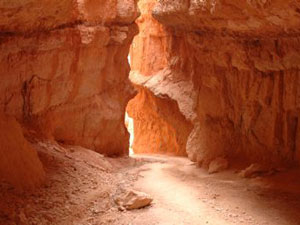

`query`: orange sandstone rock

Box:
[127,86,192,156]
[156,0,300,167]
[0,0,139,157]
[130,0,300,167]
[128,0,194,156]
[0,114,45,189]
[130,0,169,76]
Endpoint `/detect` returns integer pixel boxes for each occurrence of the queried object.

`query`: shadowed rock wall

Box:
[0,0,139,156]
[0,0,139,188]
[130,0,300,167]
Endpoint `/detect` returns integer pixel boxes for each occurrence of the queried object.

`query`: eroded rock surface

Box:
[127,0,194,156]
[0,114,45,189]
[130,0,300,167]
[208,157,229,174]
[0,0,139,157]
[0,0,139,188]
[127,84,192,156]
[115,190,153,210]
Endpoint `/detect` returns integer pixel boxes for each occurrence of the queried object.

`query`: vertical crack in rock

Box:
[21,75,51,121]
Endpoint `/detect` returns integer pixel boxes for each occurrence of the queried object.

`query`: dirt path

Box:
[1,144,300,225]
[117,155,300,225]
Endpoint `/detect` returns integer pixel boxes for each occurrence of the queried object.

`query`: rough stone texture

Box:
[208,157,229,174]
[130,0,300,167]
[130,0,169,76]
[152,0,300,38]
[115,190,153,210]
[127,84,192,156]
[127,0,193,156]
[0,114,45,189]
[0,0,139,157]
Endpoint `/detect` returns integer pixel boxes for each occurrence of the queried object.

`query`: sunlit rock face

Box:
[131,0,300,166]
[130,0,169,76]
[127,0,193,156]
[0,0,139,160]
[127,85,193,156]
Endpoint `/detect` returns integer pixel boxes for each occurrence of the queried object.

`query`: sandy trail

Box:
[1,145,300,225]
[119,154,300,225]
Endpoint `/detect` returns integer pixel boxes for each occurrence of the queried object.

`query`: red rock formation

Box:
[0,0,139,157]
[130,0,300,167]
[127,0,193,156]
[127,86,192,156]
[0,0,139,187]
[0,114,45,189]
[130,0,169,76]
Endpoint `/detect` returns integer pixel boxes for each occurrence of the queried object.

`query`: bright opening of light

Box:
[125,112,135,156]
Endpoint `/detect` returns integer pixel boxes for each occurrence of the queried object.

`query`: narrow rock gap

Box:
[125,53,135,157]
[1,0,300,225]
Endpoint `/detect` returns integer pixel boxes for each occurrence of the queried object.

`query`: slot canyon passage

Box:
[1,0,300,224]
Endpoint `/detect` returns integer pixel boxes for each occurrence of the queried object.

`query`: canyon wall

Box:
[130,0,300,167]
[0,0,138,155]
[0,114,45,189]
[127,0,193,155]
[0,0,138,187]
[127,86,192,156]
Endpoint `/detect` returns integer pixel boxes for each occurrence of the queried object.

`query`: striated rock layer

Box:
[130,0,300,167]
[0,0,139,156]
[0,0,139,187]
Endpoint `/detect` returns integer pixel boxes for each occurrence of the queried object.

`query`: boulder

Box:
[116,190,153,210]
[239,164,273,178]
[208,158,229,174]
